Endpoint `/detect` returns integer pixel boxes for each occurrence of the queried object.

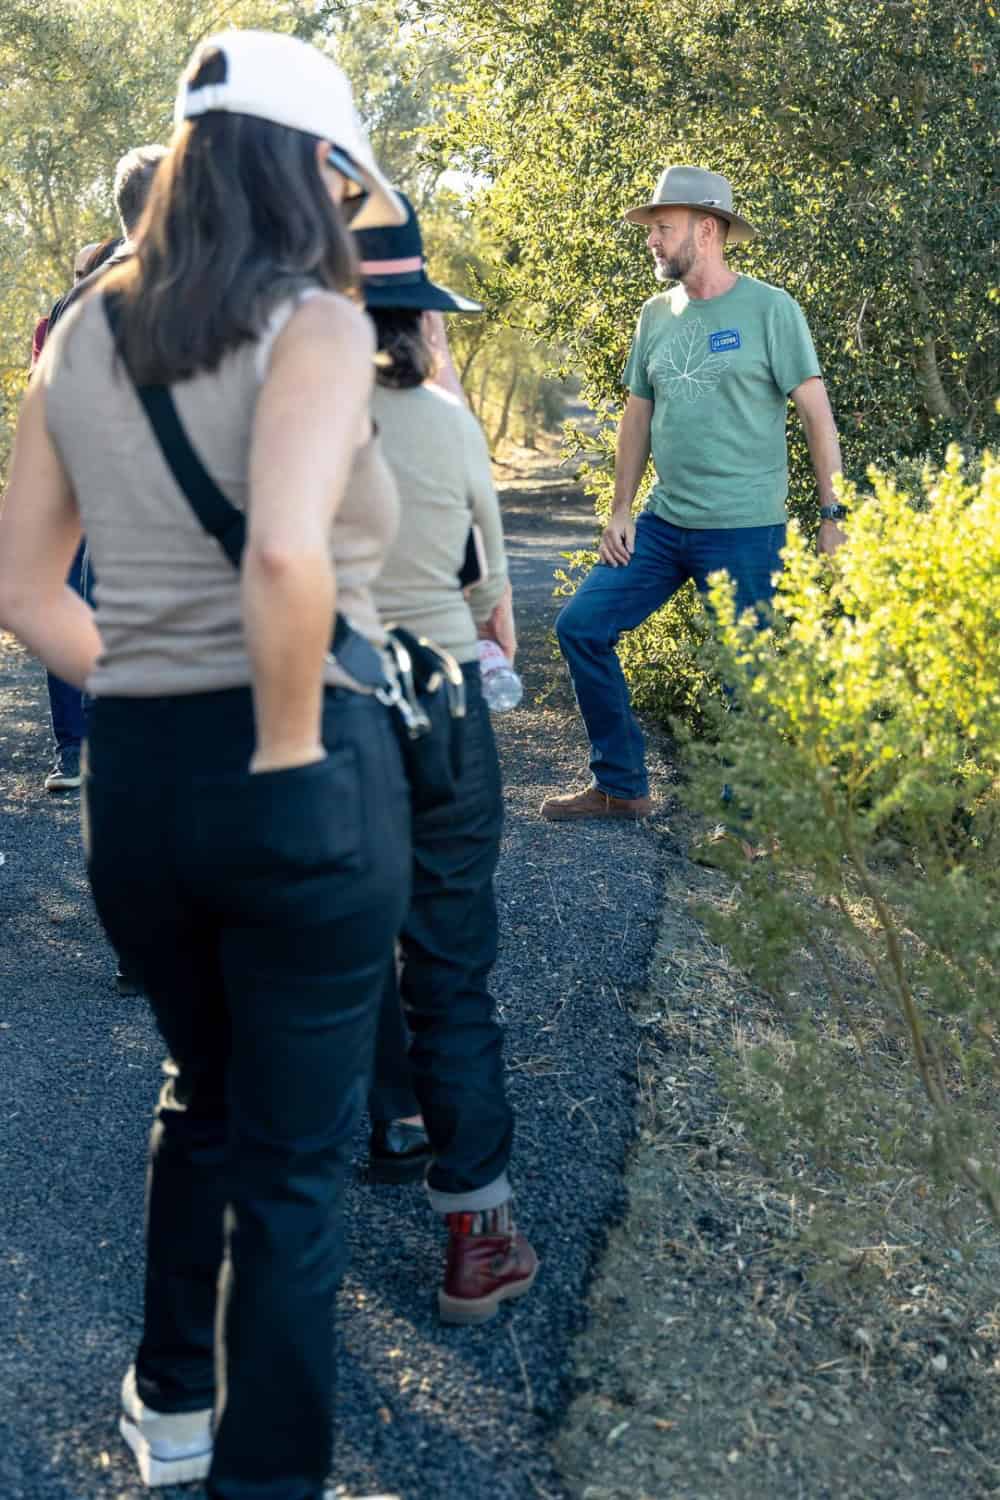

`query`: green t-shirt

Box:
[622,274,821,529]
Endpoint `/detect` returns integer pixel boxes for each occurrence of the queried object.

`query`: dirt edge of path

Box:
[551,822,1000,1500]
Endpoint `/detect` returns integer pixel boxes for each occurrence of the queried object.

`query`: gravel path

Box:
[0,473,673,1500]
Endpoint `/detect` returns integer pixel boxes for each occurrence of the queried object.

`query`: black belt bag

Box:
[103,291,465,813]
[381,626,466,812]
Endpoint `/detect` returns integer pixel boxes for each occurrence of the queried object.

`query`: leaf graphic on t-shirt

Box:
[647,316,732,403]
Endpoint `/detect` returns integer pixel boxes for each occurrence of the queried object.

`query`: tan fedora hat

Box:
[623,165,758,244]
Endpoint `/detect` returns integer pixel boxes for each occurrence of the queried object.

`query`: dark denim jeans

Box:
[47,541,92,753]
[369,663,513,1212]
[84,686,410,1500]
[555,512,786,799]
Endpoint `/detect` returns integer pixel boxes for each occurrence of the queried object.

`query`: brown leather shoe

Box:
[439,1230,539,1325]
[540,785,652,821]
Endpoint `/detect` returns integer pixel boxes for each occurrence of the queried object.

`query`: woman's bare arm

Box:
[244,295,376,771]
[0,375,102,687]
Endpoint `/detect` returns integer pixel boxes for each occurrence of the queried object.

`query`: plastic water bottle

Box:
[478,638,523,712]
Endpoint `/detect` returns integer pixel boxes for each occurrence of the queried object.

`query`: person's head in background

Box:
[112,144,169,241]
[76,238,123,281]
[66,150,166,288]
[73,243,100,282]
[369,308,435,389]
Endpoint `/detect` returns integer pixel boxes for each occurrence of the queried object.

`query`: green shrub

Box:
[681,446,1000,1227]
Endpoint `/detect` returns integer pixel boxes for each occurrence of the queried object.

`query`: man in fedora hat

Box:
[541,164,845,822]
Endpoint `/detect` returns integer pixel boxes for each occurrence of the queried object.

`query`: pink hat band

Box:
[360,255,424,275]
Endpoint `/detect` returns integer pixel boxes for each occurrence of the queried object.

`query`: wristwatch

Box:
[820,504,847,521]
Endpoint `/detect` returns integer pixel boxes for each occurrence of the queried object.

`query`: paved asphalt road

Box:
[0,479,671,1500]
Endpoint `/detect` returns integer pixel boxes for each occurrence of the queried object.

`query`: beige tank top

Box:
[43,287,398,697]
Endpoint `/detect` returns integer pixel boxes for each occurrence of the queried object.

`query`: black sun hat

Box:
[355,193,482,313]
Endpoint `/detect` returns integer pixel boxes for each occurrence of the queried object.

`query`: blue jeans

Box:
[47,541,92,754]
[555,512,786,800]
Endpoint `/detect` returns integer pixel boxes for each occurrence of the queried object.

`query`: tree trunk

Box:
[492,364,520,447]
[908,78,960,430]
[474,361,492,423]
[911,251,959,426]
[521,375,542,448]
[458,337,484,387]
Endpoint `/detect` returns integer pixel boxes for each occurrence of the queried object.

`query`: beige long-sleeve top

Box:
[371,383,508,663]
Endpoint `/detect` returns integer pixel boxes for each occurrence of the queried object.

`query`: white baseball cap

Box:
[174,29,406,231]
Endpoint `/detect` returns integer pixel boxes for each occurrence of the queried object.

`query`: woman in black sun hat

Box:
[358,195,539,1326]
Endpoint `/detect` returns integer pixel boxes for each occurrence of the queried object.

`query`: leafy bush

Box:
[441,0,998,728]
[681,446,1000,1226]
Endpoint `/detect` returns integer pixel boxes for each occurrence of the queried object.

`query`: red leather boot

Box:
[439,1211,539,1325]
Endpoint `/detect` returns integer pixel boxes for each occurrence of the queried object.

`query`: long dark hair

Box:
[107,46,358,383]
[370,307,434,389]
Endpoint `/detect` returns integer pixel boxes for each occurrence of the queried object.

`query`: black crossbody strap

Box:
[103,290,352,653]
[104,291,246,569]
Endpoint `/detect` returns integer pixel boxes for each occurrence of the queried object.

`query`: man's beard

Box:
[653,235,696,283]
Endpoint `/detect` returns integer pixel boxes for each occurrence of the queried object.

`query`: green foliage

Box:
[327,0,573,443]
[440,0,998,457]
[0,0,318,466]
[325,0,460,199]
[0,0,570,470]
[437,0,999,715]
[681,447,1000,1224]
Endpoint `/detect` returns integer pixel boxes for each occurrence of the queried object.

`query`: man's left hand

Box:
[817,518,847,556]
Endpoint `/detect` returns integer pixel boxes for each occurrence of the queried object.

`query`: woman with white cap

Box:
[357,198,538,1326]
[0,30,409,1500]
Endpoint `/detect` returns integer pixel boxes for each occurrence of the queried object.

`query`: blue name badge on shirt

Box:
[709,328,741,353]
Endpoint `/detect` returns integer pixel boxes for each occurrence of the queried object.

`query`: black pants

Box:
[84,686,409,1500]
[369,664,513,1212]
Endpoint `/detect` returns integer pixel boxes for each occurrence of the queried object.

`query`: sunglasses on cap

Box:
[326,146,369,224]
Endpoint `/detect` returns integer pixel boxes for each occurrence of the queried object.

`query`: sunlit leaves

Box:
[681,450,1000,1220]
[437,0,999,497]
[0,0,324,465]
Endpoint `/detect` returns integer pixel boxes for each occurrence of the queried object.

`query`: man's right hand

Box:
[599,513,636,567]
[477,579,517,663]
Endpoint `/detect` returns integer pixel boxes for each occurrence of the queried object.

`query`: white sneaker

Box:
[322,1491,401,1499]
[119,1366,213,1487]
